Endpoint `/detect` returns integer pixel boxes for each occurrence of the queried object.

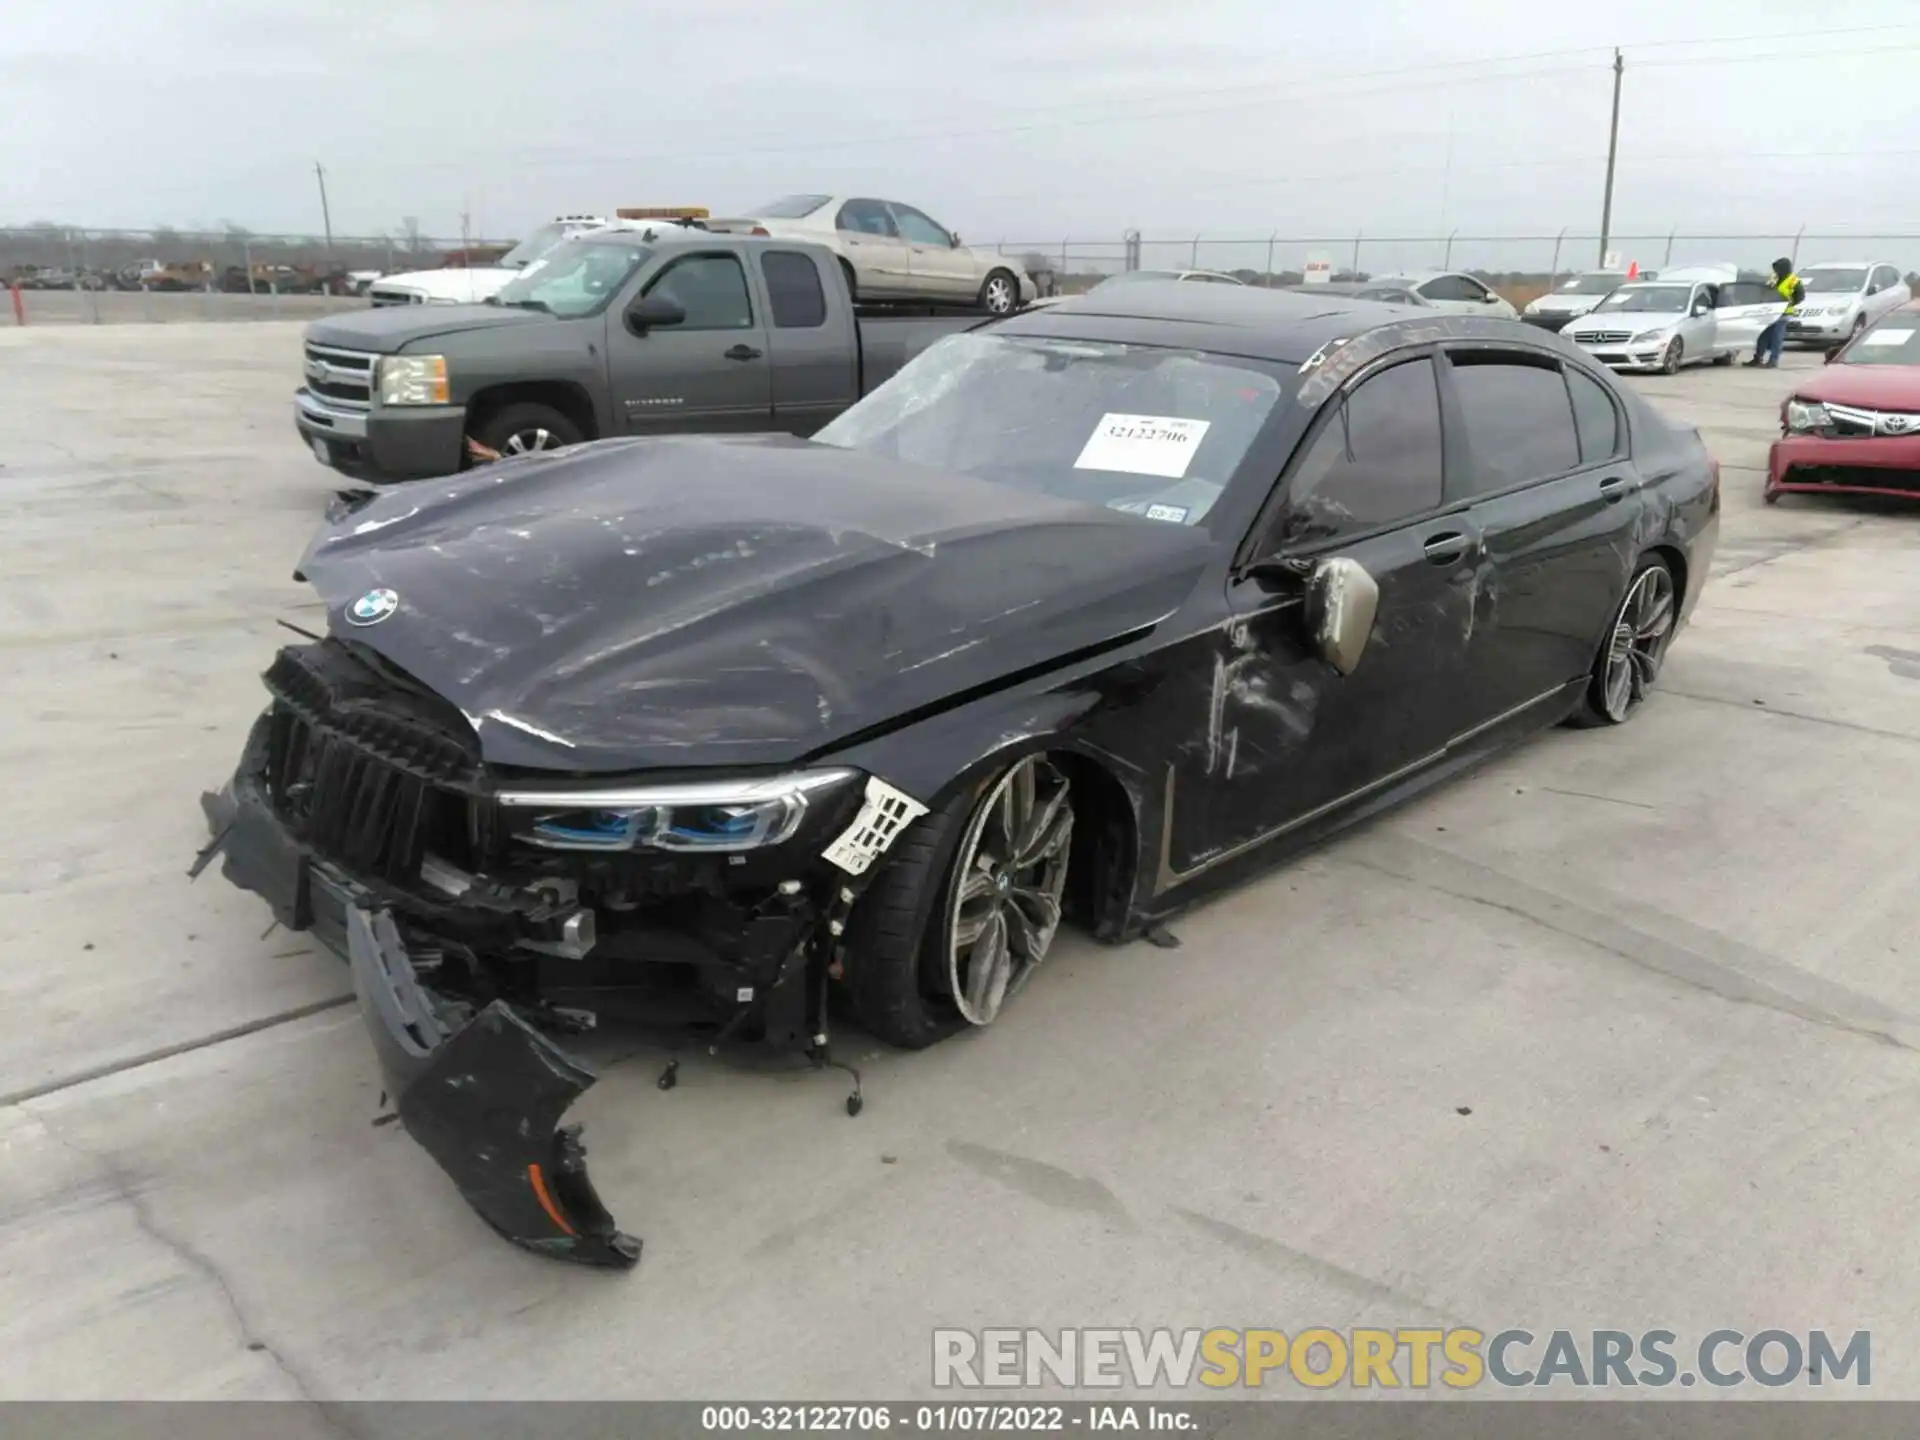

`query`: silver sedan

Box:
[706,195,1036,314]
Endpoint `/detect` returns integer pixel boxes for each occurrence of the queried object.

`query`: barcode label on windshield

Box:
[1074,413,1211,479]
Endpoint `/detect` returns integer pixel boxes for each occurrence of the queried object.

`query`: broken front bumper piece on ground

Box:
[198,700,930,1272]
[348,905,641,1269]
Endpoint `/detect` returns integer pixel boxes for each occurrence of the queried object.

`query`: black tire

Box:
[843,757,1075,1049]
[1567,554,1678,728]
[1660,337,1684,375]
[471,402,582,459]
[978,268,1020,316]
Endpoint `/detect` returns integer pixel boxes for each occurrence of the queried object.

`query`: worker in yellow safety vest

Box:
[1745,257,1806,368]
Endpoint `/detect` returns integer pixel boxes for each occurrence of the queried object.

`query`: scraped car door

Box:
[1165,353,1479,881]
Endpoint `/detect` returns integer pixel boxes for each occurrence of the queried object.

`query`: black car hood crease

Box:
[298,435,1213,773]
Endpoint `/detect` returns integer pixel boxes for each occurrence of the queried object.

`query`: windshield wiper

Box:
[496,298,551,314]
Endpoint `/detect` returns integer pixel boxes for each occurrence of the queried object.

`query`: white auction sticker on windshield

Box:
[1861,328,1913,346]
[1075,414,1211,479]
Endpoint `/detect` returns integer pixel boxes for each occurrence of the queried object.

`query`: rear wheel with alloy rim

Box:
[843,754,1075,1047]
[1570,556,1678,727]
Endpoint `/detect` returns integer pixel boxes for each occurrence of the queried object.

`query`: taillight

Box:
[751,226,770,237]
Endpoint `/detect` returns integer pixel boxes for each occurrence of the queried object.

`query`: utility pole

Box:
[314,161,335,259]
[1597,48,1624,266]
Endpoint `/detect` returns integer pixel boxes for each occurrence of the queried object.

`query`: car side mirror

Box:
[1304,557,1380,676]
[949,232,963,248]
[625,294,686,335]
[1482,292,1500,303]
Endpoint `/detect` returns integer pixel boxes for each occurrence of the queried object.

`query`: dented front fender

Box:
[347,906,641,1270]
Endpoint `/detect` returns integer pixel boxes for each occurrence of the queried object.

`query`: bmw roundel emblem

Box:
[346,588,399,626]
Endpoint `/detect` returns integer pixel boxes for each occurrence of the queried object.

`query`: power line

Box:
[336,36,1920,177]
[346,63,1606,174]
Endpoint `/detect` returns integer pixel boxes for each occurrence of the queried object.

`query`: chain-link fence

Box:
[1,225,517,324]
[9,222,1919,325]
[992,229,1920,309]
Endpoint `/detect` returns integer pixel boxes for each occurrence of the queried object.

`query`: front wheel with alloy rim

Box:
[978,269,1020,316]
[1660,337,1685,375]
[843,754,1075,1048]
[1570,556,1678,726]
[471,401,583,461]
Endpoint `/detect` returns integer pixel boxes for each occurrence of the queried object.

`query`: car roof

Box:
[993,281,1552,364]
[574,222,728,247]
[1282,286,1420,303]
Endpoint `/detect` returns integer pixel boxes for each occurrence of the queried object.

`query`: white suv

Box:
[1787,262,1911,348]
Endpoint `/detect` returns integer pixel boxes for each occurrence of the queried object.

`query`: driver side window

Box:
[643,254,754,330]
[890,206,951,247]
[1272,358,1444,549]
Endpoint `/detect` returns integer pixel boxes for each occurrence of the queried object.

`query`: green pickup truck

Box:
[294,228,982,483]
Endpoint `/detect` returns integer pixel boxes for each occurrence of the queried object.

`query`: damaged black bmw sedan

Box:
[202,284,1719,1268]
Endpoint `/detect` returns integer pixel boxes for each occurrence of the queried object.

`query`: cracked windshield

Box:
[814,333,1285,526]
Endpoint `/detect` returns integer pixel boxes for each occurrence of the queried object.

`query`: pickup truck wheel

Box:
[472,403,582,459]
[978,269,1019,316]
[843,755,1074,1049]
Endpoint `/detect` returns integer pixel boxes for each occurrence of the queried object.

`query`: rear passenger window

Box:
[1276,358,1444,546]
[1447,353,1580,494]
[1567,368,1620,463]
[761,251,827,328]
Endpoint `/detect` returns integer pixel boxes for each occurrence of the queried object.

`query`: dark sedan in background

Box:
[201,283,1720,1269]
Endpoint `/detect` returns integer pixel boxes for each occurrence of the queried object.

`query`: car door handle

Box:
[1599,476,1631,504]
[724,345,763,362]
[1422,531,1472,566]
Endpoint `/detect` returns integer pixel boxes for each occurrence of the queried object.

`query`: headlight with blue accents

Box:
[498,769,858,853]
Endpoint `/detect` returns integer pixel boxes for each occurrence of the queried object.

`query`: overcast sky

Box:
[4,0,1919,270]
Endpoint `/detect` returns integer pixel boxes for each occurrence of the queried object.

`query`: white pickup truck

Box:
[366,215,612,307]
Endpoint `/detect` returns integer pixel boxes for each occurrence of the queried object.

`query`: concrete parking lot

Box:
[1,321,1916,1402]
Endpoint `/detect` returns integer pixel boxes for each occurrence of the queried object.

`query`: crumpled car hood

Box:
[1791,364,1920,410]
[297,435,1213,773]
